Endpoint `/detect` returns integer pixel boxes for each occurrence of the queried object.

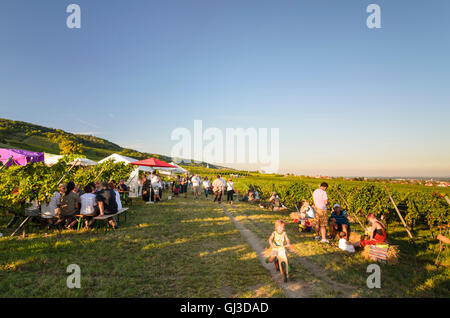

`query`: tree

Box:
[59,138,83,155]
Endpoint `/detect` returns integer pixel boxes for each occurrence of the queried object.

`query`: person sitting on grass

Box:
[329,204,352,240]
[338,231,355,253]
[269,192,288,212]
[96,182,119,229]
[265,220,292,264]
[353,213,387,249]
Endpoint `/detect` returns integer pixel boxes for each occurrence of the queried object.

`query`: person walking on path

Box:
[181,173,189,198]
[212,175,224,204]
[312,182,330,243]
[191,174,201,200]
[202,176,210,199]
[226,178,234,204]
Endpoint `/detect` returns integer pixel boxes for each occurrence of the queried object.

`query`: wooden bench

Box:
[75,208,129,231]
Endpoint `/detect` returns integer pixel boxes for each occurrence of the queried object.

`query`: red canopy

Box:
[130,158,176,168]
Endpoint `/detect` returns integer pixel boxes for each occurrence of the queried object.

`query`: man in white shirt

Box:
[312,182,329,243]
[191,174,201,200]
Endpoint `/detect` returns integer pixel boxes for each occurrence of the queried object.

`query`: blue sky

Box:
[1,0,449,177]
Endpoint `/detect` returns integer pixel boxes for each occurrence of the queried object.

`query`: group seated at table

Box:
[39,180,123,230]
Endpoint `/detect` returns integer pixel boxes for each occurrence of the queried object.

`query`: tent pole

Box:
[384,185,414,240]
[94,161,109,182]
[335,188,365,232]
[0,156,13,171]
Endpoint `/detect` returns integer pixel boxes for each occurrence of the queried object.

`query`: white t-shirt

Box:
[305,206,315,218]
[313,188,328,210]
[80,193,97,215]
[202,180,210,189]
[339,238,355,253]
[192,177,201,187]
[226,182,234,191]
[115,190,122,210]
[41,192,61,218]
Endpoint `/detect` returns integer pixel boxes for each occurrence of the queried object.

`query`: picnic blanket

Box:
[369,244,389,263]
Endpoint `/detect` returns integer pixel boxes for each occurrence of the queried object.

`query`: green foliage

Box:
[233,178,449,229]
[59,138,83,155]
[0,157,133,216]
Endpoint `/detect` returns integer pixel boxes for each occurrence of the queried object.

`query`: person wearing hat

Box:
[329,203,352,240]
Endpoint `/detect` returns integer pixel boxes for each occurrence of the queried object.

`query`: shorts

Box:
[193,185,200,193]
[315,208,328,227]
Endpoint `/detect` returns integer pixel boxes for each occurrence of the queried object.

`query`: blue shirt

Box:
[330,210,349,226]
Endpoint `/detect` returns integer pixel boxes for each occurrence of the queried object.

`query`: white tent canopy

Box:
[44,154,97,167]
[98,153,153,172]
[168,162,188,174]
[98,153,153,198]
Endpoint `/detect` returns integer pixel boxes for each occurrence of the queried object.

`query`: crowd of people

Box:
[37,179,129,230]
[289,182,387,252]
[140,172,237,205]
[33,169,387,252]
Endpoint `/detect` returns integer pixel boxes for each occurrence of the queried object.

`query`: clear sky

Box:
[1,0,449,177]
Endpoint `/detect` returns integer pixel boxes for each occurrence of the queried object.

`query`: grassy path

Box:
[220,203,356,298]
[224,200,450,297]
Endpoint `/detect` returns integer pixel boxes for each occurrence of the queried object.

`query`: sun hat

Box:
[333,204,340,209]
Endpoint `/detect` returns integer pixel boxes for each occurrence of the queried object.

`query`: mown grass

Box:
[0,197,284,298]
[225,200,450,297]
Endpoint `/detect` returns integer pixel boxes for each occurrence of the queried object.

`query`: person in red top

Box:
[353,213,387,248]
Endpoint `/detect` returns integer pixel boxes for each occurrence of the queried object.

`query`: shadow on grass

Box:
[227,201,450,298]
[0,197,285,298]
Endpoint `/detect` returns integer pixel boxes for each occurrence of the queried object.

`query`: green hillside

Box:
[0,118,216,167]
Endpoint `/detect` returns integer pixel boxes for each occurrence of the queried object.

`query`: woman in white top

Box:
[226,179,234,204]
[40,191,61,221]
[202,177,210,199]
[80,184,98,216]
[300,200,315,219]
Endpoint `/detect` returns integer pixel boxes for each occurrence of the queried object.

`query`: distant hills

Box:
[0,118,221,168]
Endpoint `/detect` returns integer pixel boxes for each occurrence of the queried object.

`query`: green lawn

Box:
[0,197,283,297]
[1,195,448,298]
[225,201,450,297]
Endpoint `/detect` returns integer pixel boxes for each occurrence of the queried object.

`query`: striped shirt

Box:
[330,210,350,226]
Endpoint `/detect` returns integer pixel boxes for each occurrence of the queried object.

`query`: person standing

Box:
[220,175,226,198]
[202,176,210,199]
[226,178,234,204]
[312,182,329,243]
[191,174,201,200]
[212,176,224,204]
[142,175,150,202]
[181,173,189,198]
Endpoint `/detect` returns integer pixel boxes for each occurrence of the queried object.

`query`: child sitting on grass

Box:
[265,220,292,264]
[338,231,355,253]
